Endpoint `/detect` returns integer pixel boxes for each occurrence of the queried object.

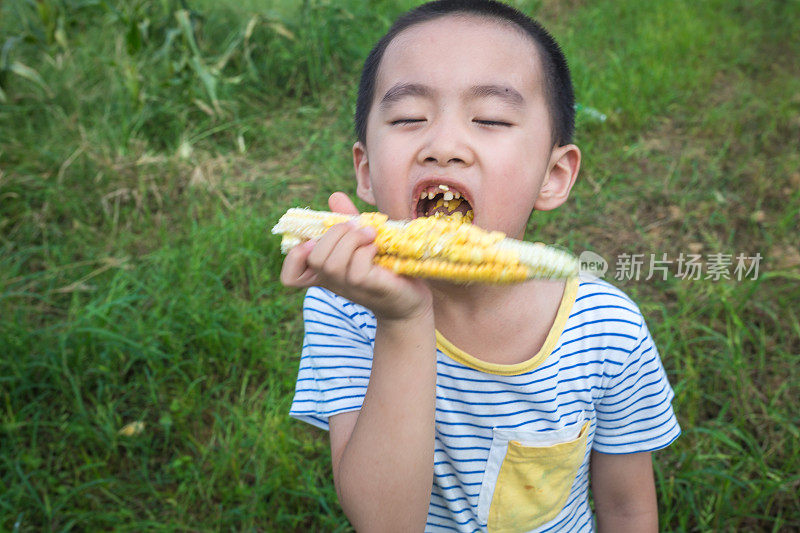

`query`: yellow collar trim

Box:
[435,276,579,376]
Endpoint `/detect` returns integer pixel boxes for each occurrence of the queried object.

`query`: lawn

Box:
[1,0,798,530]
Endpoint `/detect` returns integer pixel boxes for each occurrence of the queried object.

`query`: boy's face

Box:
[353,15,579,240]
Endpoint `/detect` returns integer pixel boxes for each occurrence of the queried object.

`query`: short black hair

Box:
[355,0,575,146]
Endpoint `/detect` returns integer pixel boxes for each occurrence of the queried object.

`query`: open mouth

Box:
[415,184,474,223]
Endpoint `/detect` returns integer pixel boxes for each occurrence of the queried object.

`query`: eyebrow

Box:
[467,84,525,108]
[378,82,526,110]
[379,83,434,109]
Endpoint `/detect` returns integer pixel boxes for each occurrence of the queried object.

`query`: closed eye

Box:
[390,118,426,125]
[474,119,512,127]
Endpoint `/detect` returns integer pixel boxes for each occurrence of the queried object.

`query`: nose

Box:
[417,113,474,167]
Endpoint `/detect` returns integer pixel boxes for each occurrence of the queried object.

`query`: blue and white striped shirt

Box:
[290,277,680,532]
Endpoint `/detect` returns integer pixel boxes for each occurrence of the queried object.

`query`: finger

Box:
[280,240,318,286]
[306,222,352,271]
[329,192,360,215]
[345,242,379,286]
[291,269,319,287]
[319,224,377,278]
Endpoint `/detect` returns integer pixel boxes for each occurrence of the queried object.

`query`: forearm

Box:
[335,312,437,532]
[595,508,658,533]
[591,450,658,533]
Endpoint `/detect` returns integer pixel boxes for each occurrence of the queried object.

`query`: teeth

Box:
[418,185,466,205]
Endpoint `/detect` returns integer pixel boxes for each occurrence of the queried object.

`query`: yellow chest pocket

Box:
[477,416,590,532]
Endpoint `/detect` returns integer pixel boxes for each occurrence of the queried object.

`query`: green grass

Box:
[1,0,799,530]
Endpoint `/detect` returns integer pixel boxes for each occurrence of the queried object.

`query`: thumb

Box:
[328,192,360,215]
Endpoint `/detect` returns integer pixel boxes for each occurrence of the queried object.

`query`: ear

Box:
[534,144,581,211]
[353,141,377,206]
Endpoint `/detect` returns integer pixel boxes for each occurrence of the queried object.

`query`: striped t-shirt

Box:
[290,277,681,532]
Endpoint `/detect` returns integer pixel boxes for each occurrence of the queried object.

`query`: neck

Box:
[429,278,567,324]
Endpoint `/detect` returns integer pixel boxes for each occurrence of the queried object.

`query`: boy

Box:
[281,1,680,531]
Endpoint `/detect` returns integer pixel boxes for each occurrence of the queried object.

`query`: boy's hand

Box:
[280,192,433,321]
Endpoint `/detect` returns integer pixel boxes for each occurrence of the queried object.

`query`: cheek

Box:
[372,134,416,173]
[499,190,537,221]
[488,160,547,221]
[365,155,411,216]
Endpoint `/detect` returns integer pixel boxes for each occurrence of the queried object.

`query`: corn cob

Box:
[272,208,578,283]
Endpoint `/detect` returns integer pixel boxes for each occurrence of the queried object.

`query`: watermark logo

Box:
[576,251,762,281]
[579,250,608,281]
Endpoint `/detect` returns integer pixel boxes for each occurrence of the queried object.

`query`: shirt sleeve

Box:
[289,286,375,431]
[592,318,681,454]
